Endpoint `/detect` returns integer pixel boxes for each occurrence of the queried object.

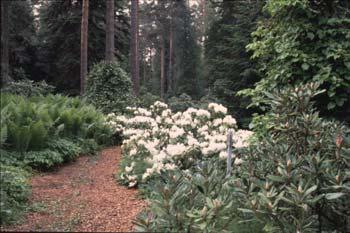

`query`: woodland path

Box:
[2,147,146,232]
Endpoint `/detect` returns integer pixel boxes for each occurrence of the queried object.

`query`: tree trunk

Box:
[160,43,165,99]
[130,0,140,96]
[105,0,115,62]
[167,2,173,94]
[80,0,89,95]
[1,0,10,86]
[201,0,206,43]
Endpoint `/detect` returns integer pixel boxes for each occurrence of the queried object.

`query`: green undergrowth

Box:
[0,93,114,225]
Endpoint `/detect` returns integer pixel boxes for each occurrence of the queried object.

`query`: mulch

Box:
[1,147,147,232]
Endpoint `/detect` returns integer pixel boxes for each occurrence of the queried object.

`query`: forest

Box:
[1,0,350,232]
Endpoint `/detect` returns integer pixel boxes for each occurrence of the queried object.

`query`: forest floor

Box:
[1,147,146,232]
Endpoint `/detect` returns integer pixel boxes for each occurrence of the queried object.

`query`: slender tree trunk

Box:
[201,0,206,43]
[105,0,115,62]
[130,0,140,96]
[167,2,173,94]
[160,42,165,99]
[150,47,154,80]
[1,0,10,86]
[80,0,89,95]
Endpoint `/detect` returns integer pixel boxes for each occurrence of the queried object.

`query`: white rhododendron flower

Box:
[166,143,188,156]
[234,158,243,165]
[208,103,227,114]
[169,125,185,139]
[106,101,253,186]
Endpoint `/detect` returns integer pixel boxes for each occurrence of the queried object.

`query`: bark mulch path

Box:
[2,147,147,232]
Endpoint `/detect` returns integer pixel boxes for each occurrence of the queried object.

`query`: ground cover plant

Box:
[0,93,113,225]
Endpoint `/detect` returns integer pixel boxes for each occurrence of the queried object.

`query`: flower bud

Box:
[336,135,343,148]
[336,175,340,184]
[200,206,208,217]
[265,181,270,190]
[297,185,303,193]
[267,202,273,210]
[287,159,292,173]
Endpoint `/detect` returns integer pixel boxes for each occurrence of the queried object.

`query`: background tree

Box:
[80,0,89,95]
[105,0,115,62]
[131,0,140,96]
[38,0,129,94]
[1,0,10,85]
[205,0,264,127]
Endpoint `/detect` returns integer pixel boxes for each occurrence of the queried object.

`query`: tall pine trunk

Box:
[80,0,89,95]
[160,42,165,99]
[105,0,115,62]
[1,0,10,86]
[130,0,140,96]
[167,3,173,94]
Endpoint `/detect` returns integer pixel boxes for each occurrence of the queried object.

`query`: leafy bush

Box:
[135,160,263,232]
[167,93,196,112]
[23,150,64,170]
[242,0,350,120]
[1,94,112,153]
[85,61,133,113]
[0,150,26,168]
[47,139,81,162]
[108,101,252,187]
[236,83,350,232]
[1,79,55,97]
[0,165,31,225]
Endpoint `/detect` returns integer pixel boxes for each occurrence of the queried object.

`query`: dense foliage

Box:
[205,0,263,127]
[243,0,350,122]
[237,83,350,232]
[85,61,133,113]
[115,84,349,232]
[0,165,30,225]
[135,162,262,232]
[37,0,129,93]
[0,94,113,224]
[1,79,55,97]
[109,101,252,187]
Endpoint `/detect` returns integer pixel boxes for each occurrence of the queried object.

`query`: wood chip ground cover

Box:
[1,147,146,232]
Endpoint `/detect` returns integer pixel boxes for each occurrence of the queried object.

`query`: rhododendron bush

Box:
[107,102,253,187]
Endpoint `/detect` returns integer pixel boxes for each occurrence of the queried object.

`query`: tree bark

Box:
[130,0,140,96]
[80,0,89,95]
[167,2,173,94]
[160,42,165,99]
[105,0,115,62]
[1,0,10,86]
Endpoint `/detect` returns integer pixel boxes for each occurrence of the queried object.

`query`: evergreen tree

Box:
[1,0,10,85]
[3,0,38,83]
[205,0,263,127]
[80,0,89,94]
[131,0,140,96]
[38,0,129,94]
[172,0,200,98]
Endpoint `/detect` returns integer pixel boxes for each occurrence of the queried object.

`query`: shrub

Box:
[1,94,113,153]
[236,83,350,232]
[47,139,81,162]
[108,101,252,187]
[135,159,263,232]
[85,61,133,113]
[1,79,55,97]
[23,150,64,170]
[75,138,100,156]
[0,165,31,225]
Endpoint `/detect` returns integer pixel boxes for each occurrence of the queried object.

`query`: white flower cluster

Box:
[107,102,253,187]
